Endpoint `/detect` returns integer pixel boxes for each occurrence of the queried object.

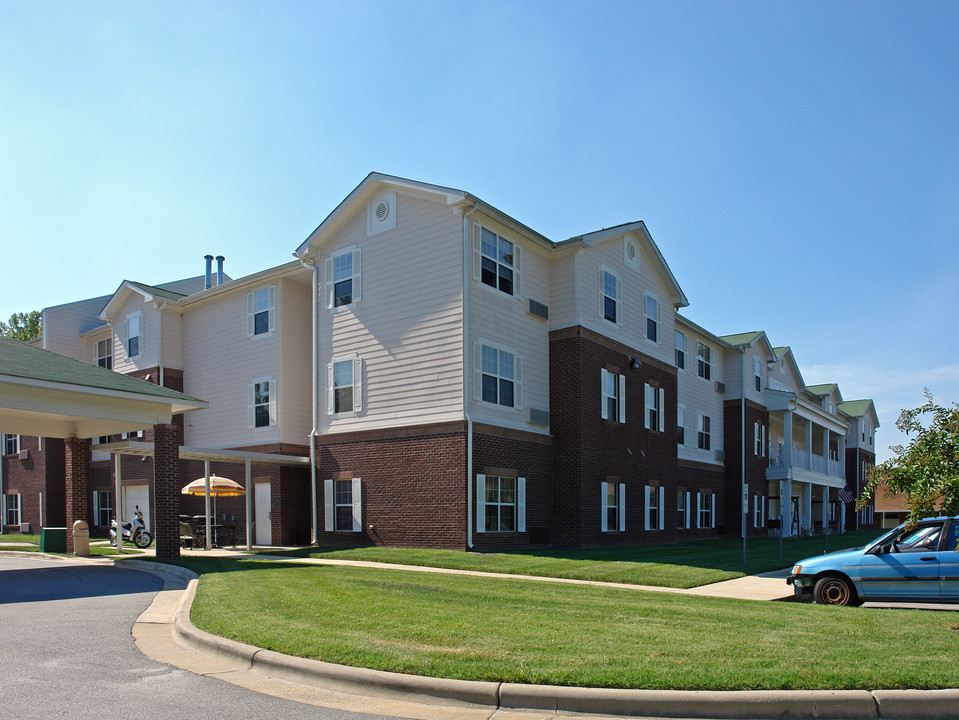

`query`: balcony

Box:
[768,448,843,484]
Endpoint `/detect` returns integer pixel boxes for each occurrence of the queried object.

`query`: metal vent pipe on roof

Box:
[204,254,214,290]
[216,255,225,286]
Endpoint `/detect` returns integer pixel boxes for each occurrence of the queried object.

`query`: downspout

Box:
[463,201,480,549]
[741,348,747,566]
[300,256,320,544]
[155,300,167,387]
[0,447,5,534]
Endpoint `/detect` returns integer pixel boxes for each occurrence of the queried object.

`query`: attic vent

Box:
[624,237,640,271]
[528,299,549,320]
[375,201,390,222]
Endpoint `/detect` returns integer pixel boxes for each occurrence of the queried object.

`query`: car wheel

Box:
[813,576,859,606]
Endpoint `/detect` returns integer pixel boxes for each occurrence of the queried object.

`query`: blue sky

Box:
[2,1,958,461]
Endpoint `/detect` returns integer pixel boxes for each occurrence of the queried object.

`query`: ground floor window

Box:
[94,491,113,527]
[477,475,526,533]
[645,485,664,530]
[324,478,361,532]
[601,481,625,532]
[697,492,715,529]
[677,490,690,529]
[4,493,21,526]
[753,494,766,528]
[858,504,874,526]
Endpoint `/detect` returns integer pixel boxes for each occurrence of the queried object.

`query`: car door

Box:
[940,519,959,601]
[858,521,943,601]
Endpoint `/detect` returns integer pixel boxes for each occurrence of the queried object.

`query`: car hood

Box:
[795,547,866,573]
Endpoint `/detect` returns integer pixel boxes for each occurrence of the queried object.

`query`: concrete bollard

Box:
[72,520,90,557]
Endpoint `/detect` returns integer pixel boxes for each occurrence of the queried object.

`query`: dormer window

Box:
[124,313,142,358]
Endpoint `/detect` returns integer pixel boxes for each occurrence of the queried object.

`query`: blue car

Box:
[787,516,959,606]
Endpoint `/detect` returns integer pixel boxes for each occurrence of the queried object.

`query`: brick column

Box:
[153,423,181,562]
[64,437,91,554]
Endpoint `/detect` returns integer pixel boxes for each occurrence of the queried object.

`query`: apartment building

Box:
[1,172,879,548]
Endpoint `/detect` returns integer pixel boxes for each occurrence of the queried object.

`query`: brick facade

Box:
[153,423,181,562]
[1,436,65,533]
[64,437,90,554]
[845,446,877,530]
[722,399,770,538]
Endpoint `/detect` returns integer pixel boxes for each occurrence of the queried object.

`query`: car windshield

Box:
[870,522,945,553]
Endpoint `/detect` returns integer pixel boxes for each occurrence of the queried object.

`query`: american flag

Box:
[839,484,855,504]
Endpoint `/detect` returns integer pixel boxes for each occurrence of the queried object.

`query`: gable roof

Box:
[719,331,764,346]
[770,345,807,390]
[838,399,880,426]
[805,383,838,396]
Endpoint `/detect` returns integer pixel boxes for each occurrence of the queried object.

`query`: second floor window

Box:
[645,294,658,342]
[601,269,619,324]
[125,313,142,358]
[645,383,664,432]
[754,357,762,392]
[754,422,766,456]
[601,368,625,423]
[249,377,275,429]
[481,345,517,408]
[96,339,112,369]
[3,434,19,456]
[697,414,711,451]
[326,248,362,309]
[675,331,686,369]
[248,286,276,336]
[328,355,363,416]
[677,406,686,445]
[480,227,515,296]
[697,342,711,380]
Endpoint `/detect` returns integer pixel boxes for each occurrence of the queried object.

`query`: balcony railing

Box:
[768,448,843,479]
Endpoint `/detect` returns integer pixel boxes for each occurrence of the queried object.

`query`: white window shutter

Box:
[618,483,626,533]
[247,383,255,429]
[600,369,609,420]
[513,354,522,409]
[326,363,334,415]
[512,243,521,298]
[762,425,766,457]
[644,485,651,531]
[246,291,255,336]
[685,492,691,529]
[324,257,334,309]
[268,285,277,331]
[517,477,526,533]
[696,492,702,528]
[615,275,622,326]
[472,223,483,282]
[268,378,277,426]
[658,486,665,530]
[644,384,652,430]
[658,388,665,432]
[711,494,716,528]
[93,491,100,520]
[600,482,608,532]
[352,358,363,413]
[352,249,362,303]
[598,268,605,319]
[618,373,626,423]
[474,343,484,402]
[351,477,362,531]
[324,479,334,532]
[476,475,486,533]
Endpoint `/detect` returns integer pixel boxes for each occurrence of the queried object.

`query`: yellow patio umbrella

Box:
[181,475,245,518]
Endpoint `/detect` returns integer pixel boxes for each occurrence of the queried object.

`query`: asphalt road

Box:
[0,556,397,720]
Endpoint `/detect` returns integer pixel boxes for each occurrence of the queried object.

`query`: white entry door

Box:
[254,482,271,546]
[122,485,150,532]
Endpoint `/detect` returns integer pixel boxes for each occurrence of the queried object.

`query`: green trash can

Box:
[39,527,67,553]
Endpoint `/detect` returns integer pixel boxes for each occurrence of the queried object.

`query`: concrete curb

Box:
[119,558,959,719]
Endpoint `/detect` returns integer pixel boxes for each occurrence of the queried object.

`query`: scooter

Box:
[110,505,153,548]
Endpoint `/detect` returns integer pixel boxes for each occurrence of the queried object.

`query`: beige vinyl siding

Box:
[111,295,156,375]
[767,354,803,394]
[181,288,281,447]
[574,232,675,367]
[42,296,111,361]
[277,276,313,443]
[160,304,183,372]
[676,326,725,466]
[721,344,767,406]
[318,192,465,434]
[548,250,578,329]
[468,212,551,433]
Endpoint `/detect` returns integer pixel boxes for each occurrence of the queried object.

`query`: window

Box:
[601,269,619,324]
[94,491,113,527]
[754,358,762,392]
[697,492,716,529]
[675,331,686,369]
[96,339,112,369]
[247,286,276,336]
[754,422,766,456]
[645,294,658,342]
[328,355,363,415]
[476,475,525,533]
[645,485,664,531]
[677,405,686,445]
[644,383,665,432]
[248,377,276,428]
[697,342,711,380]
[324,478,361,532]
[697,414,711,451]
[601,481,625,532]
[753,494,766,528]
[601,369,625,423]
[677,490,691,529]
[122,431,143,440]
[478,344,519,409]
[4,493,21,526]
[125,312,142,358]
[478,226,517,296]
[325,247,362,308]
[3,434,19,456]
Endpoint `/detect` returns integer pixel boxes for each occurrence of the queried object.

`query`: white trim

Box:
[517,477,526,533]
[324,479,334,531]
[329,353,362,417]
[618,483,626,533]
[476,339,521,411]
[644,292,660,343]
[247,285,277,337]
[326,244,361,310]
[476,474,487,534]
[351,477,362,532]
[249,376,277,429]
[599,265,621,326]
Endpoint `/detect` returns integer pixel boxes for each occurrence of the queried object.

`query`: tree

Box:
[858,389,959,526]
[0,310,42,342]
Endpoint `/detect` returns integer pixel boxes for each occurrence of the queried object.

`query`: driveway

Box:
[0,556,395,720]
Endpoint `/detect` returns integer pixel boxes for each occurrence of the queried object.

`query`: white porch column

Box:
[821,485,829,531]
[803,483,813,534]
[805,420,813,466]
[838,434,846,480]
[781,479,792,536]
[783,411,793,468]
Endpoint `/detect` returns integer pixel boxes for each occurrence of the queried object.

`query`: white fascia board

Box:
[97,281,155,321]
[675,314,731,347]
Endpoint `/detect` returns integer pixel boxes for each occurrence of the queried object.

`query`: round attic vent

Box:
[627,242,636,260]
[375,201,390,222]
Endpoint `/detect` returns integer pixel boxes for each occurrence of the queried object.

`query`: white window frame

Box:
[754,358,762,392]
[473,223,521,298]
[475,341,521,410]
[644,293,659,343]
[93,490,113,527]
[677,405,687,446]
[248,376,277,429]
[644,485,665,531]
[644,384,665,432]
[601,481,626,533]
[4,492,21,527]
[247,285,277,337]
[599,266,621,326]
[753,494,766,528]
[95,338,113,369]
[325,246,362,310]
[697,414,711,451]
[697,492,716,529]
[754,422,766,457]
[675,330,686,370]
[3,434,20,456]
[476,475,526,534]
[677,490,691,529]
[601,369,626,423]
[697,342,711,380]
[121,430,143,440]
[328,354,363,416]
[124,312,142,359]
[324,478,362,532]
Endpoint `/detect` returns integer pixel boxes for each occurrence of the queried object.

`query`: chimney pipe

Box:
[204,255,214,290]
[216,255,225,286]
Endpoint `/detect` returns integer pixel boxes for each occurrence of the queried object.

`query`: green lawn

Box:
[0,534,140,557]
[262,530,879,589]
[180,555,959,691]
